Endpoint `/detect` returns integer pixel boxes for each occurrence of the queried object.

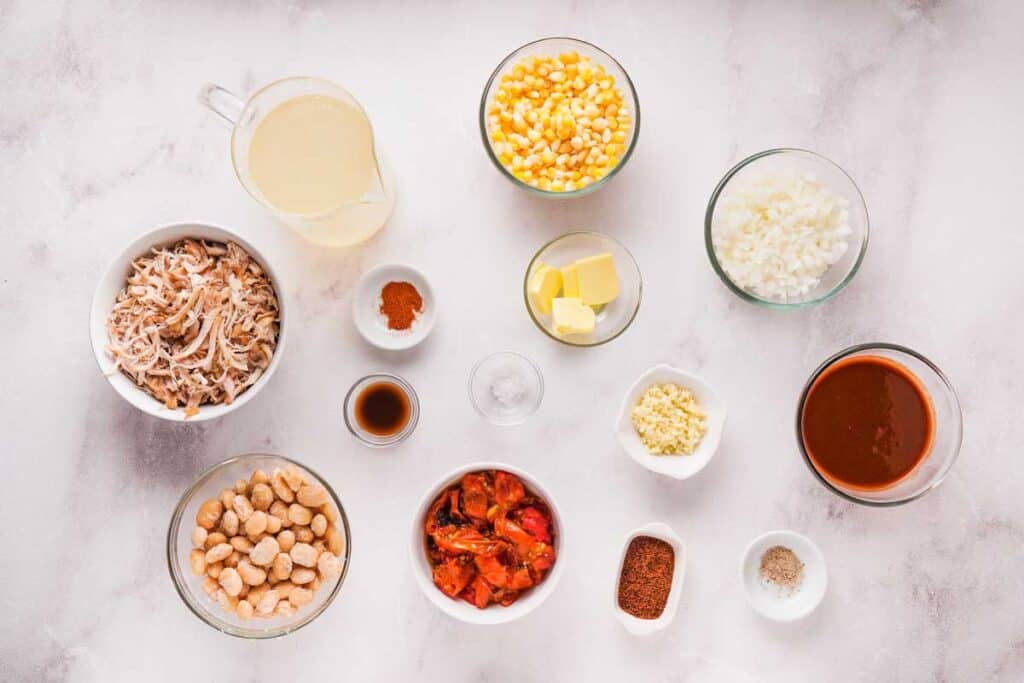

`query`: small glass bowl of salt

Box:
[469,351,544,426]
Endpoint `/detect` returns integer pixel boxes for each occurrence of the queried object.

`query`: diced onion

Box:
[712,169,851,301]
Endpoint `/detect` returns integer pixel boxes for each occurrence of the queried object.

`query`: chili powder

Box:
[617,535,675,619]
[379,281,423,331]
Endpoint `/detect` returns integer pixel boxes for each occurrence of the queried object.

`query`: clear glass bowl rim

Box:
[523,230,643,347]
[704,147,870,309]
[794,342,964,507]
[468,350,545,424]
[343,372,420,447]
[166,453,352,639]
[478,36,641,198]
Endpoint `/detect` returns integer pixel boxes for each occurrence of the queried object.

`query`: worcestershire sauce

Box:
[355,382,410,436]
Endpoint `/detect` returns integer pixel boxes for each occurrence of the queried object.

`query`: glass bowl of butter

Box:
[524,231,641,347]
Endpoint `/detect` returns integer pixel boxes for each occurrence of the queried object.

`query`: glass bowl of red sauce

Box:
[796,343,963,506]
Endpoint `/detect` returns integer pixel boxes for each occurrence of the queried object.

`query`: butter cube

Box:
[528,262,562,315]
[575,253,619,306]
[561,263,580,298]
[552,297,596,335]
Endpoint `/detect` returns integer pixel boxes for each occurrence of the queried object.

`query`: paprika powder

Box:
[379,281,423,331]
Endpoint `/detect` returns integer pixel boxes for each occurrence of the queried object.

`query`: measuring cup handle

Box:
[197,84,244,128]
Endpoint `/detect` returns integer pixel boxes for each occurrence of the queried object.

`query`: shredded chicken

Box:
[105,239,280,418]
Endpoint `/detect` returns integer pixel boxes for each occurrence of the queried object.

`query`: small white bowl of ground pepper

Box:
[613,522,686,635]
[740,530,827,622]
[353,264,436,350]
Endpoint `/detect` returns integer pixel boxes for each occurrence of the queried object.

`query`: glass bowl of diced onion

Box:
[479,37,640,197]
[704,149,870,308]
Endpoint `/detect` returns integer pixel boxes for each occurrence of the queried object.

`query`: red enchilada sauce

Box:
[801,356,934,490]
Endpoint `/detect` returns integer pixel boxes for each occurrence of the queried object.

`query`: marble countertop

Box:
[2,1,1022,681]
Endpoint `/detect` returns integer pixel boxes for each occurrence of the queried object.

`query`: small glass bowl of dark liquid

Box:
[344,373,420,447]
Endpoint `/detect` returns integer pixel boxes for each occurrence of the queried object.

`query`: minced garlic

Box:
[630,383,707,455]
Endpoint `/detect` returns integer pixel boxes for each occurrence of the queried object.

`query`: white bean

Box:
[218,567,243,597]
[290,543,318,568]
[249,536,280,566]
[190,526,208,549]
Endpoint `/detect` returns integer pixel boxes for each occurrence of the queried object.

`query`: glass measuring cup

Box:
[198,77,395,247]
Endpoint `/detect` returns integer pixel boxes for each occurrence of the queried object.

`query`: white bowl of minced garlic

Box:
[615,365,727,480]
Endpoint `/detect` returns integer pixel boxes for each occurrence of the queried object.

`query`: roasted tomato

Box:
[474,555,508,588]
[494,470,525,509]
[494,516,536,551]
[469,575,492,609]
[517,506,551,543]
[432,526,504,556]
[432,557,474,598]
[424,470,557,610]
[460,473,490,520]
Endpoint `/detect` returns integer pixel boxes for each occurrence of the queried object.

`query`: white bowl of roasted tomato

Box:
[409,462,564,625]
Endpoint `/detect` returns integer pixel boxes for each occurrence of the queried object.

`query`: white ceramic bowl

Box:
[90,221,287,422]
[740,530,827,622]
[615,364,727,479]
[612,522,686,635]
[353,263,436,350]
[409,461,565,625]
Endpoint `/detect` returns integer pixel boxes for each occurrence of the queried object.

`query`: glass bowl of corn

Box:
[480,37,640,197]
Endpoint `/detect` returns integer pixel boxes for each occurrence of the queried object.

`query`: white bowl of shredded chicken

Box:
[90,222,286,421]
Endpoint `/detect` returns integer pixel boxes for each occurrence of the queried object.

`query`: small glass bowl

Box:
[469,351,544,425]
[705,148,869,308]
[795,343,963,506]
[343,373,420,447]
[166,454,351,639]
[524,231,642,347]
[479,36,640,198]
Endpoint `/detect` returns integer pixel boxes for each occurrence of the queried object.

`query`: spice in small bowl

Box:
[618,536,674,619]
[468,351,545,426]
[379,281,423,332]
[353,264,436,350]
[741,530,826,622]
[612,522,686,635]
[759,545,804,595]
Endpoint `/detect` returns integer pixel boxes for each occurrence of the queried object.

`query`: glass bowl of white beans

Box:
[167,454,351,638]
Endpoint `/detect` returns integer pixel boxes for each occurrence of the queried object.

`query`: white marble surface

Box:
[2,1,1022,681]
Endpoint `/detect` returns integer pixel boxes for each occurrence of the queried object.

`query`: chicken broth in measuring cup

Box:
[199,77,394,247]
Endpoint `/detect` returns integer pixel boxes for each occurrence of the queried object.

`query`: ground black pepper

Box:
[617,535,675,619]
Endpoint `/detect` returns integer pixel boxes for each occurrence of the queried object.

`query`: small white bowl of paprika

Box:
[353,263,436,350]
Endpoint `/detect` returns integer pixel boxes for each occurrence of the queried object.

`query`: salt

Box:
[489,370,526,407]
